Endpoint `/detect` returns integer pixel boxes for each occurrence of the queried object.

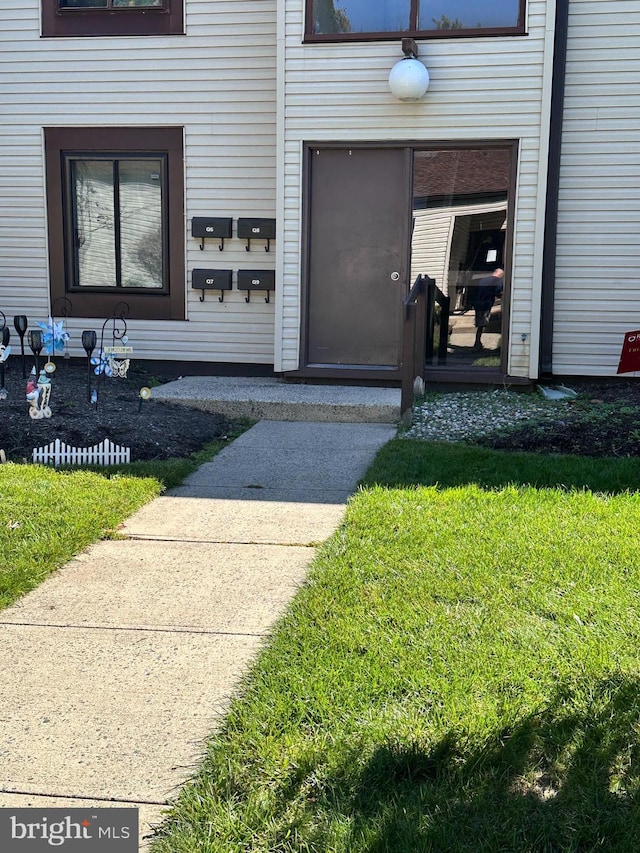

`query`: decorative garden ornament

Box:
[138,386,151,413]
[0,330,10,400]
[90,349,114,377]
[13,315,28,378]
[104,342,133,379]
[108,357,131,378]
[81,329,97,402]
[26,368,52,419]
[38,316,70,356]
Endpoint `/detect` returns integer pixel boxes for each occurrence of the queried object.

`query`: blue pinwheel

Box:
[38,317,70,356]
[90,349,113,376]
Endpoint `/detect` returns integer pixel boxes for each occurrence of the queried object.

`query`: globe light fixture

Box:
[389,38,429,101]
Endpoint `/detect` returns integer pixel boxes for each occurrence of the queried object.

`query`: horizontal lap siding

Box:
[554,0,640,375]
[0,0,277,364]
[278,0,553,376]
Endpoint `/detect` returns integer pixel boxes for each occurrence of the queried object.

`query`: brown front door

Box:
[304,147,410,373]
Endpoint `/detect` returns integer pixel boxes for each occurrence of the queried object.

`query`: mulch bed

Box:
[475,380,640,458]
[0,359,234,463]
[2,355,640,462]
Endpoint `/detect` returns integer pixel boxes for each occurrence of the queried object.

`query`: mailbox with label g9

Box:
[192,268,232,302]
[237,218,276,252]
[237,269,276,303]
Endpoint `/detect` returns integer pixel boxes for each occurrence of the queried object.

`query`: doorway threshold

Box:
[423,368,531,387]
[288,365,401,384]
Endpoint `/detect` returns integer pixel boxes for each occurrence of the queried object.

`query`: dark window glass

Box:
[314,0,410,34]
[419,1,520,30]
[59,0,163,6]
[309,0,523,38]
[67,157,166,291]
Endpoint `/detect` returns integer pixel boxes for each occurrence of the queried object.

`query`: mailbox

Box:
[191,217,233,250]
[237,218,276,252]
[192,268,232,302]
[237,269,276,303]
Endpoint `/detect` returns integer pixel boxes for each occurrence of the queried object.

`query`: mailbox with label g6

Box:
[237,218,276,252]
[192,268,232,302]
[191,217,232,250]
[237,269,276,303]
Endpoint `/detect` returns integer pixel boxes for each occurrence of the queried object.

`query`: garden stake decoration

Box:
[138,386,151,413]
[38,311,71,373]
[49,297,72,368]
[26,367,52,419]
[81,329,97,403]
[0,317,10,401]
[28,329,44,375]
[91,302,131,408]
[13,315,28,378]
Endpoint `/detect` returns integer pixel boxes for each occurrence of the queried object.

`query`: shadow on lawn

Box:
[343,675,640,852]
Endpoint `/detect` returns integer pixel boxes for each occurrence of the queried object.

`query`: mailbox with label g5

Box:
[237,218,276,252]
[192,268,232,302]
[191,217,233,251]
[237,269,276,303]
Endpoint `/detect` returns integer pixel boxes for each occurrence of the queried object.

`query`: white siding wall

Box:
[554,0,640,376]
[0,0,277,364]
[277,0,556,377]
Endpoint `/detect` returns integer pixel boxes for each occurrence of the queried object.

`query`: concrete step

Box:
[151,376,401,423]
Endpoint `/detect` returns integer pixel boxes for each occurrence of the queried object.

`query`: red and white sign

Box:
[617,330,640,374]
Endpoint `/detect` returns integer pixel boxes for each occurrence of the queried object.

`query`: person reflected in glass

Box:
[473,268,504,351]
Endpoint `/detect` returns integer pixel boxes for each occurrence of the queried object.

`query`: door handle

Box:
[390,272,400,281]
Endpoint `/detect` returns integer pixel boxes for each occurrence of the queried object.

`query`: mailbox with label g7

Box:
[192,269,233,302]
[237,269,276,303]
[237,218,276,252]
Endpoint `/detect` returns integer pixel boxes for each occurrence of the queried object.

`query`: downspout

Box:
[539,0,570,377]
[273,0,286,372]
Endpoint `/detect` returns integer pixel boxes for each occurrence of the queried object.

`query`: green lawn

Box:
[5,421,640,851]
[0,430,248,610]
[151,441,640,852]
[0,465,160,609]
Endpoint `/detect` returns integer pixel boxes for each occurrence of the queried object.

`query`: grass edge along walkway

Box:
[151,440,640,853]
[0,427,250,610]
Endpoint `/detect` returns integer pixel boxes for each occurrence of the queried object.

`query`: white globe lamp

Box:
[389,39,430,101]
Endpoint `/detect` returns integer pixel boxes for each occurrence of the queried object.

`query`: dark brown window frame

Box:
[304,0,526,42]
[45,127,185,321]
[42,0,183,38]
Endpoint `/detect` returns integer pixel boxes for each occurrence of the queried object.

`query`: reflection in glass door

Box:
[411,147,512,370]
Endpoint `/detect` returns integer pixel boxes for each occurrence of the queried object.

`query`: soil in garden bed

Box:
[3,359,640,462]
[474,380,640,458]
[0,360,237,463]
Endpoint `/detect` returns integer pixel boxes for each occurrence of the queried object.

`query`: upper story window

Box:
[42,0,184,37]
[306,0,524,41]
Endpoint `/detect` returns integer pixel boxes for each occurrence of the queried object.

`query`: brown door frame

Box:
[291,139,519,384]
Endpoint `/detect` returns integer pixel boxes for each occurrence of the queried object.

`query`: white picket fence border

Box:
[32,437,131,467]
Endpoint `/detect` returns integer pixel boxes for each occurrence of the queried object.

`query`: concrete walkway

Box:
[0,420,396,849]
